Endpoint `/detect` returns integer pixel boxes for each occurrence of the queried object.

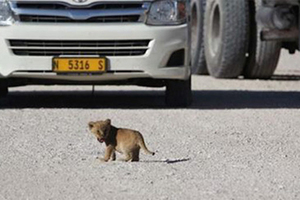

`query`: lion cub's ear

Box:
[88,122,95,130]
[105,119,111,125]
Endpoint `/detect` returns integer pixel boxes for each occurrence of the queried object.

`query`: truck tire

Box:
[204,0,249,78]
[0,80,8,98]
[243,0,281,79]
[165,78,192,107]
[190,0,208,75]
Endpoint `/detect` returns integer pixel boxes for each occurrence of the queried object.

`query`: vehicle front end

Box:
[0,0,192,106]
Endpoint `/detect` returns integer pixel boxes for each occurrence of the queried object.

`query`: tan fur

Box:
[88,119,155,162]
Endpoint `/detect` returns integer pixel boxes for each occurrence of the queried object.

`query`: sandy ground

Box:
[0,50,299,200]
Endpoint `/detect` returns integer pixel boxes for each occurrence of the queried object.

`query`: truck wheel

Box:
[165,78,192,107]
[243,0,281,79]
[204,0,249,78]
[190,0,208,75]
[0,80,8,98]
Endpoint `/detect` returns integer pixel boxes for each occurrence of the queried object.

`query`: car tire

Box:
[243,0,281,79]
[165,78,192,107]
[0,80,8,98]
[204,0,249,78]
[190,0,208,75]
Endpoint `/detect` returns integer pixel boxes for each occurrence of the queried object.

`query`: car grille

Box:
[19,15,140,23]
[9,40,151,56]
[15,3,143,9]
[10,2,150,23]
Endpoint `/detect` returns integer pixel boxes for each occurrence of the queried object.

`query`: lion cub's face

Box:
[88,119,111,143]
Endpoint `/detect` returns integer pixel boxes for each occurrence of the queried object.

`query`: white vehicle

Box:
[0,0,192,107]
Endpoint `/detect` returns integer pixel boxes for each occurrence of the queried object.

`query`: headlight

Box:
[146,0,187,25]
[0,0,14,26]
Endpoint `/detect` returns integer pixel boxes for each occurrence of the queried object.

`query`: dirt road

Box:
[0,50,299,200]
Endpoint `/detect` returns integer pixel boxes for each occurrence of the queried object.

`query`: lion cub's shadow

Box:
[140,158,191,164]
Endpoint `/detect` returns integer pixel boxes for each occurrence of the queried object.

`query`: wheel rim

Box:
[191,3,198,60]
[208,3,221,56]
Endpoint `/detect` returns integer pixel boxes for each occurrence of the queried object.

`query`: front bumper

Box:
[0,23,190,83]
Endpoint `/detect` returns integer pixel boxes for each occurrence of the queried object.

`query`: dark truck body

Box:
[258,0,300,54]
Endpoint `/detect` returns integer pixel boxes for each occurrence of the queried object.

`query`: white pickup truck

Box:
[0,0,191,107]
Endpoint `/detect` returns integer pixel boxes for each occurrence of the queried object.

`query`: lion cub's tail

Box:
[138,133,155,156]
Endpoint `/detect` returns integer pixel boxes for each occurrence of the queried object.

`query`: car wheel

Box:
[204,0,249,78]
[190,0,208,75]
[0,80,8,98]
[243,0,281,79]
[165,78,192,107]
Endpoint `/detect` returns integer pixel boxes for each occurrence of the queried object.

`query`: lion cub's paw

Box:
[96,157,108,162]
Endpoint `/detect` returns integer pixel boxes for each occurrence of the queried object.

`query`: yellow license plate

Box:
[52,57,106,73]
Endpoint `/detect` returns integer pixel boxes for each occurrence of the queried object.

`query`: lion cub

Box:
[88,119,155,162]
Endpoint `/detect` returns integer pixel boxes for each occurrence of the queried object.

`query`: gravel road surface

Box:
[0,50,299,200]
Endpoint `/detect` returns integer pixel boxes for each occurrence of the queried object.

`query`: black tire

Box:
[190,0,208,75]
[165,78,192,107]
[0,80,8,98]
[243,0,281,79]
[204,0,249,78]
